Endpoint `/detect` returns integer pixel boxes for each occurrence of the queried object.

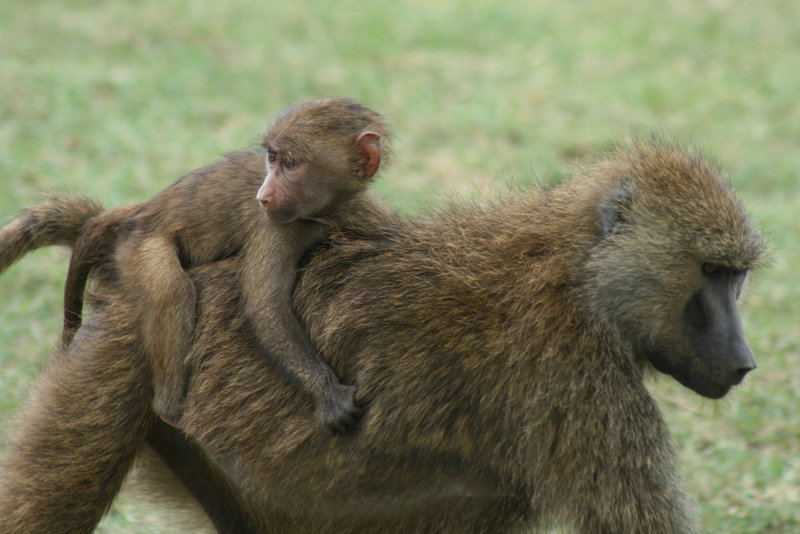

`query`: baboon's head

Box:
[257,98,391,222]
[582,142,765,398]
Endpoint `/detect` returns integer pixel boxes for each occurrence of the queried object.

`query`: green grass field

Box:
[1,1,798,532]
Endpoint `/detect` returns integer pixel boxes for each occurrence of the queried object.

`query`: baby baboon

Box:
[0,141,764,532]
[62,98,391,431]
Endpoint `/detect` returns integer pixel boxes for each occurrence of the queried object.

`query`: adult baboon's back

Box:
[178,141,763,532]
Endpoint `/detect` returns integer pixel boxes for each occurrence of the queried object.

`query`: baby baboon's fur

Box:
[62,98,390,431]
[0,194,103,274]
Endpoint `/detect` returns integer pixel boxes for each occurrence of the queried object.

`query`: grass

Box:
[1,0,798,531]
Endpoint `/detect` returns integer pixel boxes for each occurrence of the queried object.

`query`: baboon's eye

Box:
[702,263,719,274]
[267,149,277,164]
[283,157,297,169]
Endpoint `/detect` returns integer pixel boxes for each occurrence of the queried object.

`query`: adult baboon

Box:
[60,98,390,431]
[0,141,764,532]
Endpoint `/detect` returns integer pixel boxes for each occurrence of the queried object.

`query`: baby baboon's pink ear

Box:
[355,132,381,180]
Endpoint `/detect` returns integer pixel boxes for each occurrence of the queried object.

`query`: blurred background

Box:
[1,1,798,531]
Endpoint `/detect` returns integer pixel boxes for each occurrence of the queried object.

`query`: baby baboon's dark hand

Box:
[316,383,363,435]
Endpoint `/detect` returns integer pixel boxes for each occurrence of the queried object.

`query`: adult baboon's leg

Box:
[0,314,153,534]
[147,419,263,533]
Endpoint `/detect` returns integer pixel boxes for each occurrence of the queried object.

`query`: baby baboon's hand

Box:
[315,383,363,435]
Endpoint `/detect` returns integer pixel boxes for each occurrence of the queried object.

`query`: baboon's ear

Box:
[599,178,634,236]
[355,132,381,181]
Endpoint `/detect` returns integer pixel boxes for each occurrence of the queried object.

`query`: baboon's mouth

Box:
[699,382,732,400]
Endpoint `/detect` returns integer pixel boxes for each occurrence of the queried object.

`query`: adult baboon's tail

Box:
[0,195,104,274]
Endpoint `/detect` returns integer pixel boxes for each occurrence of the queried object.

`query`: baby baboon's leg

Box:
[116,232,197,425]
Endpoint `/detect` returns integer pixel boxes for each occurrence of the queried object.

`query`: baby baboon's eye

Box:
[702,263,719,274]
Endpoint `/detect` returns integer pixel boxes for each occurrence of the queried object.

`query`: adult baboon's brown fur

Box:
[0,141,764,533]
